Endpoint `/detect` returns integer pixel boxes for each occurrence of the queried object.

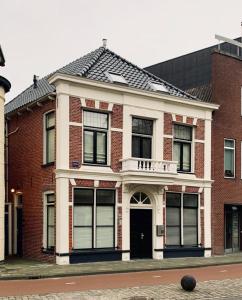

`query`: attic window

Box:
[106,72,127,84]
[150,82,169,93]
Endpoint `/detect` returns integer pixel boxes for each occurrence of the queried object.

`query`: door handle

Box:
[140,233,144,240]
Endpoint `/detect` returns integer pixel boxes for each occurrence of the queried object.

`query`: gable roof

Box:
[5,46,197,115]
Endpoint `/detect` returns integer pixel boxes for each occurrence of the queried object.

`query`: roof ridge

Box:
[105,48,196,99]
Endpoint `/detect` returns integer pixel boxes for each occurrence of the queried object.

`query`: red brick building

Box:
[146,36,242,255]
[5,43,217,264]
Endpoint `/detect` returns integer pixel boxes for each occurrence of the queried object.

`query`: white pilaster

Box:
[122,186,130,261]
[153,188,164,259]
[204,186,212,257]
[204,118,212,180]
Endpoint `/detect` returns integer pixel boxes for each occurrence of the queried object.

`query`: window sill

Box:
[82,163,110,167]
[224,176,235,179]
[41,162,55,168]
[177,171,194,174]
[41,247,55,254]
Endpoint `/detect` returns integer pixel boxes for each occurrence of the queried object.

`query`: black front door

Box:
[17,208,23,256]
[4,205,9,255]
[130,209,152,259]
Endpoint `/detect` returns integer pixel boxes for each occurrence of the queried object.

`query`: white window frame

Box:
[43,191,55,250]
[224,138,235,179]
[43,110,55,164]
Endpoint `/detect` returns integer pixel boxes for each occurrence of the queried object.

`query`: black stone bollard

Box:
[181,275,196,291]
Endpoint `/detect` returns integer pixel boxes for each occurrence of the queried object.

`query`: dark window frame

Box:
[45,111,55,164]
[46,194,55,250]
[83,111,109,165]
[73,188,115,250]
[173,124,192,173]
[224,138,235,178]
[166,192,198,247]
[132,117,153,159]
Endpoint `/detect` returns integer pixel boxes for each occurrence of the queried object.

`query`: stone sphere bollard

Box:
[181,275,196,291]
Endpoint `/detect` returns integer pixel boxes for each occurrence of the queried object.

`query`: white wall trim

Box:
[111,127,123,132]
[69,122,82,127]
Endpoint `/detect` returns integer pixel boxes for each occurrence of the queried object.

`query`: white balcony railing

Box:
[121,158,177,174]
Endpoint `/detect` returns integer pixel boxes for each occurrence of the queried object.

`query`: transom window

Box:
[130,192,151,205]
[224,139,235,178]
[83,111,108,165]
[166,193,198,247]
[132,117,153,159]
[73,189,115,249]
[173,124,192,172]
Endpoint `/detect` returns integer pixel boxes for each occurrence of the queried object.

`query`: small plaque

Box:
[72,161,80,168]
[156,225,165,236]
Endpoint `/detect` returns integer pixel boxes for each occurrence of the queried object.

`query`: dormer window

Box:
[105,72,127,84]
[149,82,169,93]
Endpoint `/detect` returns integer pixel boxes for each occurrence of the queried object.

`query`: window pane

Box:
[182,143,191,171]
[96,206,114,226]
[74,189,94,204]
[225,140,234,148]
[132,136,141,157]
[47,129,55,163]
[74,227,92,249]
[74,206,92,226]
[96,132,106,163]
[174,125,192,141]
[96,227,114,248]
[166,207,180,226]
[225,148,234,177]
[47,226,54,247]
[46,112,55,128]
[84,131,94,163]
[84,111,108,129]
[174,142,181,169]
[142,138,152,159]
[166,227,180,246]
[183,194,198,207]
[183,208,197,226]
[96,190,115,204]
[132,118,153,135]
[47,206,55,226]
[166,193,181,207]
[183,227,197,245]
[47,194,55,203]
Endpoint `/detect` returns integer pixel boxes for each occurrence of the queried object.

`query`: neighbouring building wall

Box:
[7,99,56,262]
[211,52,242,254]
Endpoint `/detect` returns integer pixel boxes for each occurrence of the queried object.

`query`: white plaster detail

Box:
[183,115,187,123]
[163,134,173,139]
[164,186,168,191]
[172,113,176,121]
[80,97,86,107]
[115,181,122,188]
[56,256,70,265]
[182,185,186,192]
[195,139,205,143]
[200,206,204,210]
[193,117,198,125]
[111,127,123,132]
[108,103,113,111]
[94,180,99,187]
[69,122,82,127]
[70,178,76,186]
[95,100,100,109]
[198,187,203,193]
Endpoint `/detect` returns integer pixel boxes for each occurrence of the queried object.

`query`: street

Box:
[1,263,242,299]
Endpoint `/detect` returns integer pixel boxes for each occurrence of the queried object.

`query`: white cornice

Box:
[48,73,219,111]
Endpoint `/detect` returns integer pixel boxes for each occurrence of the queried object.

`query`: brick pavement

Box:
[1,277,242,300]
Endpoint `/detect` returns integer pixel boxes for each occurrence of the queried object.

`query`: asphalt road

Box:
[1,263,242,297]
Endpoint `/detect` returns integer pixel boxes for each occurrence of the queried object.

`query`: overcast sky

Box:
[1,0,242,102]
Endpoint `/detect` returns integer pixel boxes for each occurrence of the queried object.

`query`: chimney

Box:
[102,38,107,48]
[33,75,38,89]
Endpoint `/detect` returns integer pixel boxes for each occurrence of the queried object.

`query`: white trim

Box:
[70,178,76,186]
[163,134,173,139]
[81,97,86,107]
[95,100,100,109]
[111,127,123,132]
[108,103,113,111]
[69,122,82,127]
[193,117,198,126]
[195,139,205,144]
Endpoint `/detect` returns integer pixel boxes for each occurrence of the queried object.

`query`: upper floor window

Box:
[224,139,235,178]
[173,124,192,172]
[84,111,108,165]
[43,193,55,250]
[132,117,153,159]
[45,111,55,164]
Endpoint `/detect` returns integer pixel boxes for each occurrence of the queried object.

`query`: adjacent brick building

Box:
[146,36,242,255]
[4,43,217,264]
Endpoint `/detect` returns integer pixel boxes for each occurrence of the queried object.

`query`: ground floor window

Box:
[73,188,115,250]
[166,192,198,247]
[44,193,55,250]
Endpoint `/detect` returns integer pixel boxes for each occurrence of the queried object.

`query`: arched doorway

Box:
[130,192,152,259]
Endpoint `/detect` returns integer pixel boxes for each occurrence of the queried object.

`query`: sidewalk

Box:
[1,253,242,280]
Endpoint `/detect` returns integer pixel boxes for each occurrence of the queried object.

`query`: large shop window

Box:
[44,193,55,249]
[166,193,198,247]
[84,111,108,165]
[45,111,55,163]
[132,117,153,159]
[173,124,192,172]
[73,189,115,249]
[224,139,235,178]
